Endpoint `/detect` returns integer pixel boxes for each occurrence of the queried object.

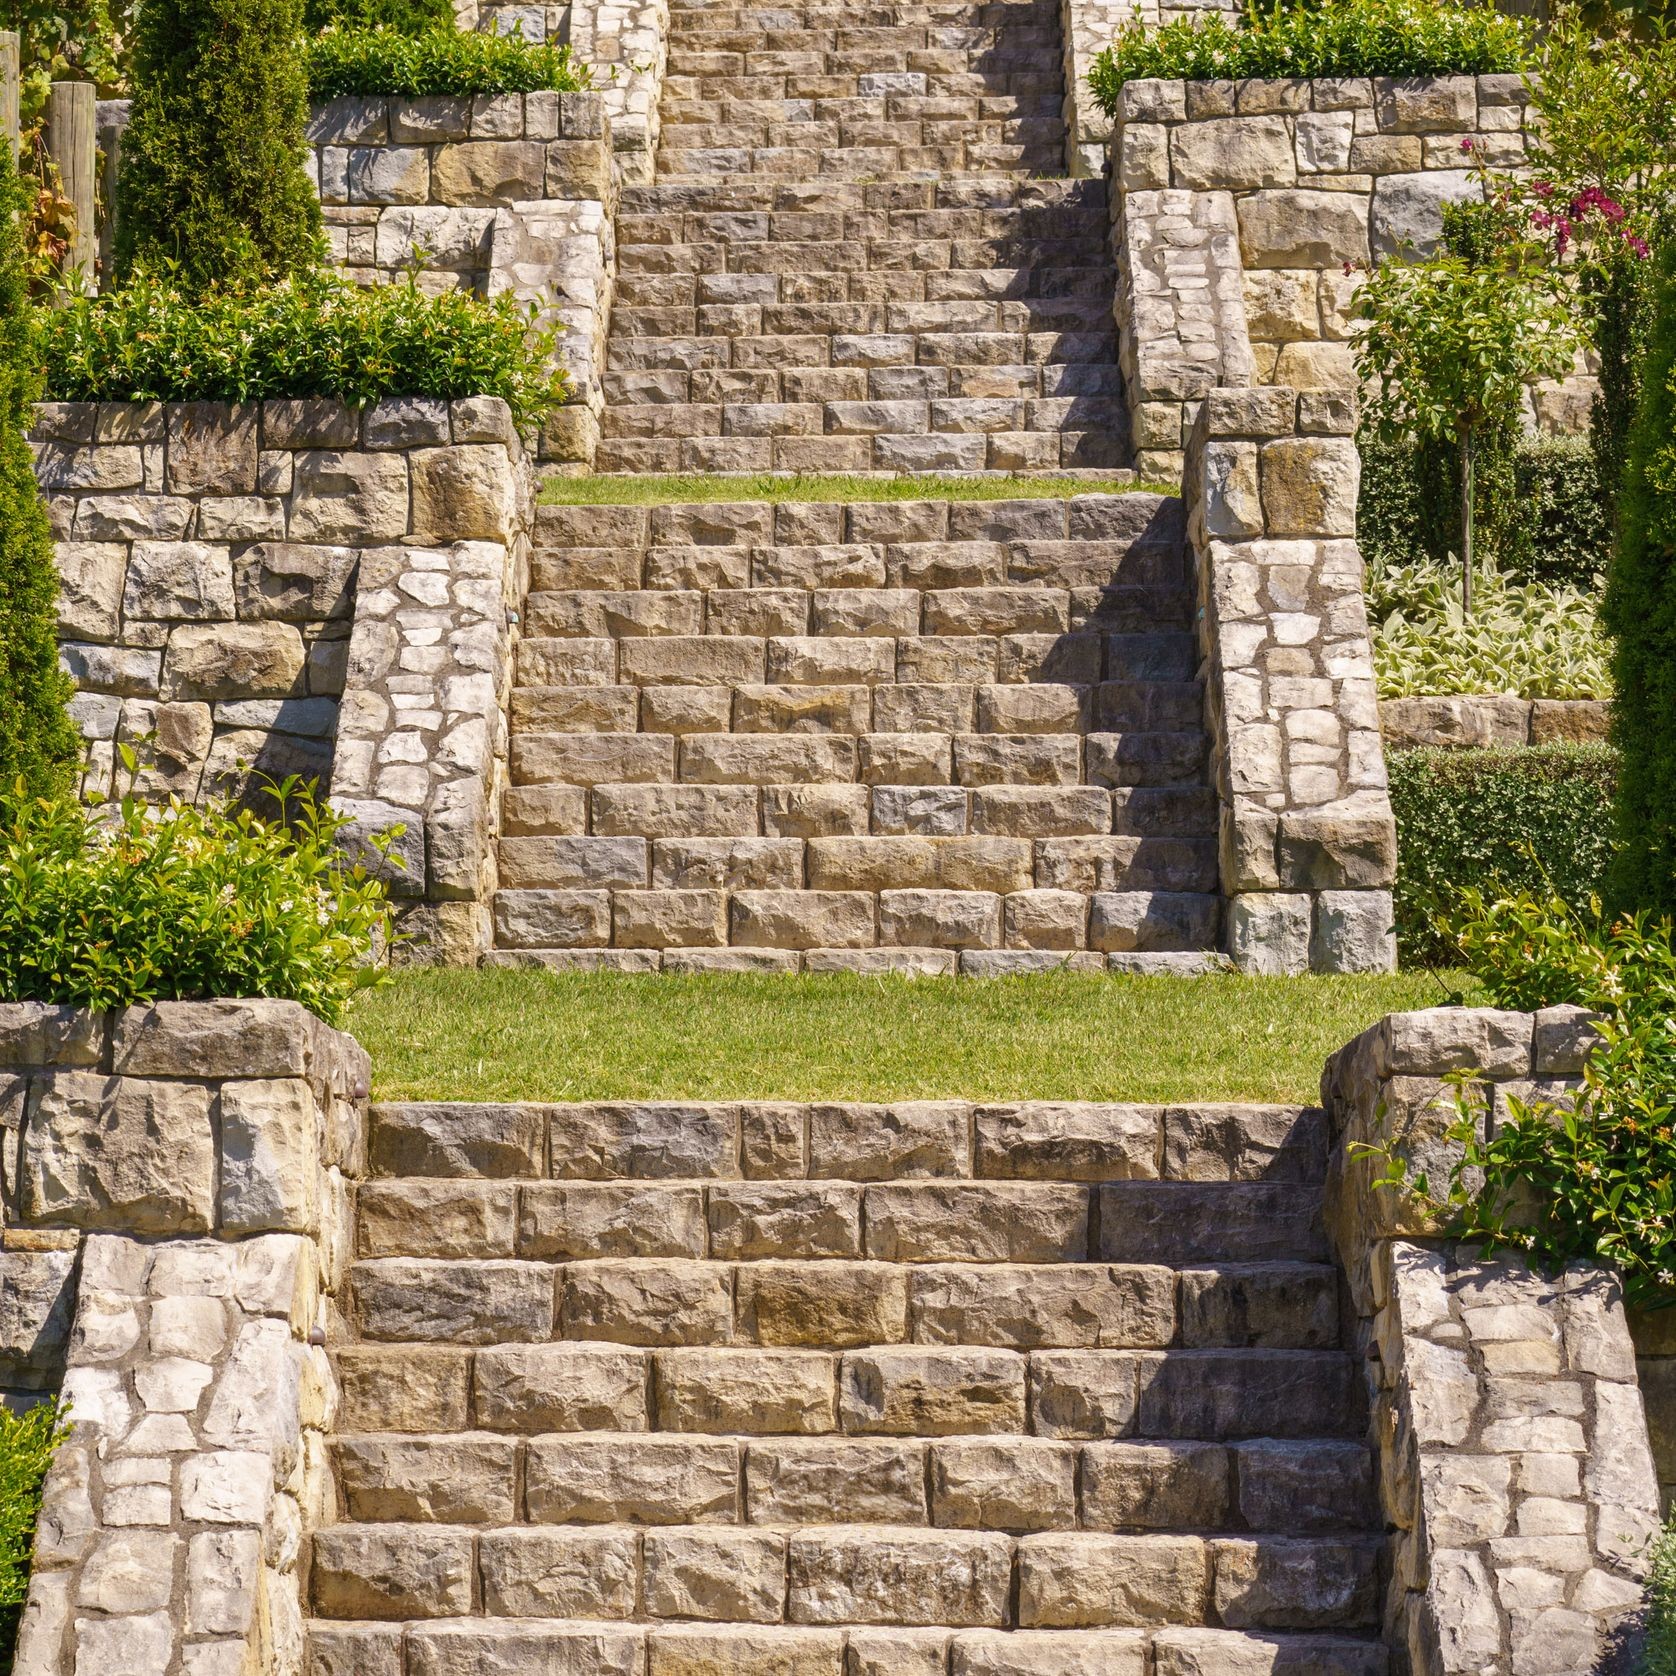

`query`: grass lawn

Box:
[537,473,1166,506]
[350,968,1469,1105]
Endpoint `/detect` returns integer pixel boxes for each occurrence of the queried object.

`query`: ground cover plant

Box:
[43,269,568,429]
[539,473,1167,505]
[0,130,79,798]
[0,1400,65,1667]
[350,967,1460,1103]
[1368,557,1611,700]
[304,26,589,99]
[1088,0,1527,110]
[1387,744,1618,963]
[0,776,396,1026]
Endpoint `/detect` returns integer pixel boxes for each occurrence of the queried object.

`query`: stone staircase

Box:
[490,491,1224,970]
[307,1098,1388,1675]
[594,0,1126,473]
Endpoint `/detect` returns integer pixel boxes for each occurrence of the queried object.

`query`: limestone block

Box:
[55,542,127,641]
[1017,1532,1208,1627]
[1083,1442,1230,1531]
[656,1348,837,1433]
[644,1529,787,1623]
[1371,169,1480,259]
[523,1434,739,1524]
[479,1527,639,1617]
[1118,125,1169,191]
[788,1529,1012,1627]
[218,1078,320,1235]
[1170,117,1296,190]
[1242,272,1319,345]
[646,1626,839,1676]
[809,1103,970,1181]
[162,622,306,702]
[1237,191,1369,269]
[840,1347,1027,1436]
[0,1001,105,1069]
[1311,890,1396,974]
[732,891,875,951]
[410,445,518,542]
[560,1258,733,1346]
[348,145,431,204]
[737,1262,909,1348]
[165,404,259,495]
[233,543,358,621]
[288,451,410,543]
[311,1525,475,1619]
[1259,438,1359,538]
[0,1246,78,1369]
[1276,802,1396,890]
[1211,1537,1379,1629]
[1271,342,1358,391]
[21,1072,214,1233]
[930,1439,1077,1531]
[473,1342,648,1432]
[1374,75,1478,134]
[1227,893,1311,975]
[909,1264,1176,1350]
[953,1629,1147,1676]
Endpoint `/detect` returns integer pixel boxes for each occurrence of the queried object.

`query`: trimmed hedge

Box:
[42,270,569,431]
[1088,0,1528,114]
[0,130,81,798]
[304,25,590,98]
[1359,433,1610,589]
[1605,241,1676,916]
[1389,743,1619,964]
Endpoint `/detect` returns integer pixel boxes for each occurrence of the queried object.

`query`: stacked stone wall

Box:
[1324,1005,1661,1673]
[1380,695,1611,752]
[34,397,535,967]
[0,999,370,1676]
[1108,73,1596,480]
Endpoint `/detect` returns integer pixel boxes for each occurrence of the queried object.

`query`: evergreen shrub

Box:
[302,0,453,32]
[1088,0,1528,112]
[0,1401,65,1666]
[1605,242,1676,915]
[304,25,589,98]
[1388,744,1618,963]
[0,135,80,797]
[114,0,323,293]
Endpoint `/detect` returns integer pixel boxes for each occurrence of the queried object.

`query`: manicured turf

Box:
[537,472,1167,506]
[349,968,1469,1104]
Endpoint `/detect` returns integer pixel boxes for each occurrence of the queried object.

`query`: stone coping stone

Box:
[1380,694,1611,750]
[307,88,606,147]
[29,395,518,452]
[1116,71,1529,124]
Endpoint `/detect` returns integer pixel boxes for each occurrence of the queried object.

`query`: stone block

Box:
[288,450,409,543]
[788,1530,1012,1627]
[1170,117,1296,190]
[311,1525,475,1619]
[480,1527,639,1617]
[218,1078,319,1235]
[166,404,258,495]
[909,1264,1177,1350]
[162,622,306,701]
[737,1262,909,1348]
[1259,438,1359,538]
[1371,170,1480,259]
[648,1626,841,1676]
[473,1342,648,1432]
[560,1258,734,1345]
[1227,894,1311,975]
[1017,1533,1209,1627]
[1237,191,1369,269]
[930,1439,1077,1531]
[840,1347,1027,1436]
[657,1348,837,1434]
[645,1529,787,1623]
[410,445,518,542]
[524,1434,740,1524]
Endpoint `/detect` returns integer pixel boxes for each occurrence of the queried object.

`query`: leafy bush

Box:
[1,0,130,139]
[304,25,589,98]
[1387,744,1617,963]
[41,269,568,430]
[1369,559,1611,700]
[1088,0,1528,112]
[1647,1516,1676,1676]
[1358,434,1610,588]
[0,1400,66,1667]
[0,777,397,1026]
[302,0,452,32]
[1367,888,1676,1308]
[114,0,322,293]
[0,127,81,798]
[1604,241,1676,915]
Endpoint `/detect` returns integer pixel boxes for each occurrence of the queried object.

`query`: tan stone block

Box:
[731,891,876,950]
[648,1626,843,1676]
[767,637,896,685]
[1242,271,1320,345]
[809,1102,971,1180]
[645,1529,788,1622]
[974,1104,1159,1183]
[1017,1533,1209,1627]
[709,1184,862,1259]
[1170,116,1296,190]
[621,636,766,686]
[524,1434,740,1523]
[737,1261,909,1347]
[473,1342,649,1432]
[873,684,976,734]
[910,1264,1176,1349]
[311,1525,474,1619]
[657,1349,838,1434]
[859,734,952,786]
[878,889,1002,950]
[954,735,1080,787]
[520,1182,707,1259]
[613,889,729,948]
[643,686,735,736]
[1209,1536,1379,1628]
[653,838,803,891]
[847,1629,951,1676]
[931,1439,1078,1531]
[356,1180,517,1259]
[1081,1442,1230,1530]
[512,733,675,787]
[432,139,547,203]
[410,445,517,541]
[479,1527,640,1617]
[336,1347,471,1433]
[951,1630,1147,1675]
[734,684,873,734]
[683,735,858,785]
[560,1259,733,1345]
[1237,191,1369,269]
[864,1183,1088,1263]
[162,622,305,701]
[335,1432,517,1523]
[1004,889,1089,949]
[788,1530,1012,1627]
[762,785,870,838]
[593,784,760,839]
[746,1439,927,1525]
[407,1622,644,1676]
[288,450,409,543]
[840,1348,1027,1436]
[808,837,1031,893]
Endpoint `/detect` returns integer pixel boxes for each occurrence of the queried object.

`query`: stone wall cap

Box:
[1532,1005,1600,1076]
[1204,386,1297,440]
[1377,1006,1535,1079]
[0,1004,107,1070]
[109,998,336,1081]
[1116,78,1188,124]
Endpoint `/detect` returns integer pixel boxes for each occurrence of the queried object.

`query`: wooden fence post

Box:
[1,32,19,155]
[47,79,96,283]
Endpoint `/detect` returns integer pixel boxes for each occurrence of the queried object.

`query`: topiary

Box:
[0,137,80,798]
[1604,240,1676,915]
[113,0,323,294]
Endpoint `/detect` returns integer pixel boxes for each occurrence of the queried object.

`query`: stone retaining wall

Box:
[1108,73,1594,481]
[1324,1006,1660,1673]
[1185,385,1397,972]
[304,90,618,465]
[1380,695,1611,752]
[34,398,535,966]
[0,999,370,1676]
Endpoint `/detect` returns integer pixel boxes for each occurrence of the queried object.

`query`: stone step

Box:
[307,1619,1390,1675]
[618,176,1107,214]
[609,270,1116,312]
[330,1433,1374,1528]
[592,432,1128,475]
[308,1521,1381,1629]
[615,240,1112,279]
[653,116,1064,152]
[653,144,1064,183]
[365,1100,1324,1185]
[607,299,1115,340]
[597,397,1126,445]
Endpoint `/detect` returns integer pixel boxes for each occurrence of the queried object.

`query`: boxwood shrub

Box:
[1089,0,1528,113]
[41,269,568,430]
[304,25,590,98]
[1389,743,1618,965]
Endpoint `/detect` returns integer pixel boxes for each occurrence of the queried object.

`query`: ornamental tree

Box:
[0,135,79,795]
[1353,252,1579,612]
[114,0,322,293]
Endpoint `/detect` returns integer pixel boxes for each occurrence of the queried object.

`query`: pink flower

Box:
[1533,180,1554,199]
[1460,136,1476,152]
[1628,234,1651,259]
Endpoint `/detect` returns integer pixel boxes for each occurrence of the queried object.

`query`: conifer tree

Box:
[114,0,323,292]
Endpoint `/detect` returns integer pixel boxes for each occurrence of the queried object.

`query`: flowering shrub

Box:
[1088,0,1528,112]
[304,25,590,97]
[0,775,398,1025]
[1367,890,1676,1307]
[41,269,568,429]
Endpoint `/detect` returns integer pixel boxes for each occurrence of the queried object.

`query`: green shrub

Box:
[0,1400,66,1666]
[42,269,568,430]
[1387,744,1618,964]
[0,776,397,1025]
[1604,241,1676,915]
[1088,0,1528,112]
[304,25,589,98]
[114,0,323,293]
[1359,434,1609,588]
[0,132,81,798]
[302,0,452,32]
[1369,560,1612,700]
[1647,1516,1676,1676]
